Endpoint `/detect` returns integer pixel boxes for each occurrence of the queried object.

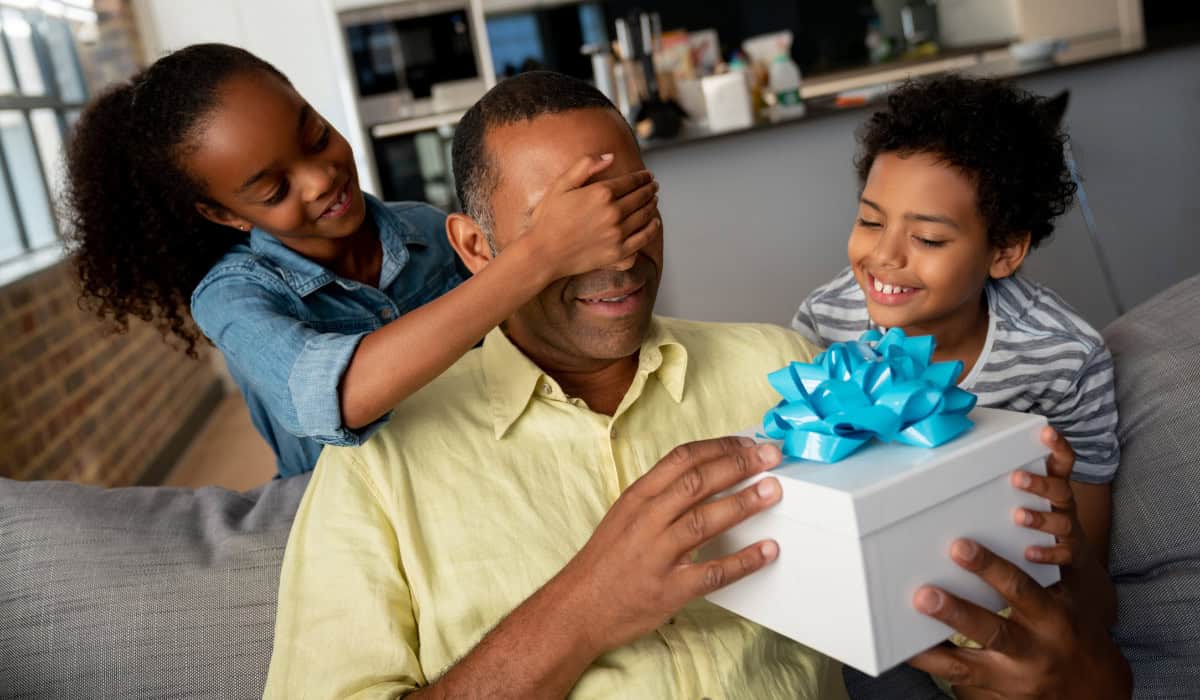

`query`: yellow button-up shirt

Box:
[265,316,846,699]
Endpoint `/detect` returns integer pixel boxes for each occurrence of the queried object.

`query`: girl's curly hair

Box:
[64,44,288,356]
[855,75,1077,249]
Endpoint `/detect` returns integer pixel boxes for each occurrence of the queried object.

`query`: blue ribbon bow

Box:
[763,329,978,462]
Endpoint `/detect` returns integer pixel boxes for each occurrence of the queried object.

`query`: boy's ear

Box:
[446,213,495,275]
[195,201,253,232]
[990,231,1032,279]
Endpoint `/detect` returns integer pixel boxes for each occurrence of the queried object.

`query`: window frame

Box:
[0,3,88,266]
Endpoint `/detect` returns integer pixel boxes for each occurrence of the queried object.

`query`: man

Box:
[266,72,1130,699]
[265,71,844,698]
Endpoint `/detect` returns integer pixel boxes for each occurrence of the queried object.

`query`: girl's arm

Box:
[339,154,660,429]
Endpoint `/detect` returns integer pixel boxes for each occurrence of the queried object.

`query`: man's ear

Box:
[446,212,495,275]
[195,201,253,232]
[990,231,1032,279]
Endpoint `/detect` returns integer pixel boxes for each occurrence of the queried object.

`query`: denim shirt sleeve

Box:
[191,271,386,447]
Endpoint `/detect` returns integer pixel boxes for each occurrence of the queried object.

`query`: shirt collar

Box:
[483,316,689,439]
[247,193,424,297]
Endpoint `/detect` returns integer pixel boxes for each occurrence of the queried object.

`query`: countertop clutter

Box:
[641,31,1153,154]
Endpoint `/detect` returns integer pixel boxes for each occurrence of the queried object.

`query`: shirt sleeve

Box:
[790,291,825,347]
[264,448,425,699]
[1043,344,1121,483]
[191,273,387,446]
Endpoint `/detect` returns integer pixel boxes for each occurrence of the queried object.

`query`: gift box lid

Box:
[745,407,1049,537]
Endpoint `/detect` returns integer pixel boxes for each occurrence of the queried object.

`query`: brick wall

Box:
[0,260,223,485]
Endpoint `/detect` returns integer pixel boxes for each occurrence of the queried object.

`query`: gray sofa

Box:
[3,275,1199,699]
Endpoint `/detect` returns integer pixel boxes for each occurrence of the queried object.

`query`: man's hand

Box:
[908,539,1131,699]
[520,154,661,282]
[412,436,784,699]
[554,436,784,658]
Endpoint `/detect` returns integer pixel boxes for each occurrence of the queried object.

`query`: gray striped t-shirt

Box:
[791,266,1119,483]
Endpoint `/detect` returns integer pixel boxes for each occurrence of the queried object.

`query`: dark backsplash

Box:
[600,0,878,76]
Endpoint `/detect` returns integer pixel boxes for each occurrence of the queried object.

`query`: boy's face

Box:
[848,151,997,335]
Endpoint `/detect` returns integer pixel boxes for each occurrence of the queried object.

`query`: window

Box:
[0,2,92,266]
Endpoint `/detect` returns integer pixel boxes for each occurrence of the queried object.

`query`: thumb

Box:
[549,153,615,195]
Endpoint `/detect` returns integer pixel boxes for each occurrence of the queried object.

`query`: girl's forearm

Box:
[338,240,548,429]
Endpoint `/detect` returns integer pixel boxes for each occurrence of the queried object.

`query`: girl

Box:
[64,44,661,477]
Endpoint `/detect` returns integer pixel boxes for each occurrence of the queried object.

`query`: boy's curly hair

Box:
[63,44,288,356]
[855,75,1076,249]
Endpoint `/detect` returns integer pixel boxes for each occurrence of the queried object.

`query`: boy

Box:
[793,75,1118,571]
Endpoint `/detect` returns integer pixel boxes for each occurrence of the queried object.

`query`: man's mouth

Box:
[867,274,920,305]
[575,283,646,316]
[319,182,353,219]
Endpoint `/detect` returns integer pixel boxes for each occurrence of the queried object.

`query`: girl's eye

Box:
[914,236,946,248]
[264,181,290,205]
[857,218,882,228]
[310,125,331,152]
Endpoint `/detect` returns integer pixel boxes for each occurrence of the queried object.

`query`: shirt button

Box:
[541,382,553,395]
[610,427,618,439]
[379,308,394,320]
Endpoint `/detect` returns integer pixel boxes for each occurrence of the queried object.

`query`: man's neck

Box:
[507,332,641,416]
[550,357,640,416]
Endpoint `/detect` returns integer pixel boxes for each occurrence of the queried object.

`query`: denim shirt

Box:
[191,195,466,477]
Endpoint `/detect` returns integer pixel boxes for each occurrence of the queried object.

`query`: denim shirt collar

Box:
[248,193,427,297]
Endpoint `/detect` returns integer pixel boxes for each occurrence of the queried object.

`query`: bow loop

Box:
[762,329,977,462]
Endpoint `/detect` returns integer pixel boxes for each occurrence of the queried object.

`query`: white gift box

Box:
[699,407,1061,676]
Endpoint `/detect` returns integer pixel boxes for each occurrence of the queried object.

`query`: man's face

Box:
[484,108,662,369]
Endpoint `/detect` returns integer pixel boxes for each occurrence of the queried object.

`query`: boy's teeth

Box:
[873,277,912,295]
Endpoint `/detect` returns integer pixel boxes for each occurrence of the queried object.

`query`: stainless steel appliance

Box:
[339,0,491,127]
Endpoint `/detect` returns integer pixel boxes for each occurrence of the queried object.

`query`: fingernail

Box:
[1028,548,1044,562]
[756,443,781,465]
[915,588,943,614]
[760,540,779,560]
[1017,472,1033,488]
[952,539,978,562]
[735,436,755,447]
[599,153,614,161]
[756,478,779,499]
[1014,508,1033,526]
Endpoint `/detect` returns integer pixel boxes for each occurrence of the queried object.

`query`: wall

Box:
[647,42,1200,331]
[132,0,377,194]
[0,262,223,485]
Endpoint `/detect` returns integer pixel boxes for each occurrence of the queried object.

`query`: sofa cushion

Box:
[0,472,310,700]
[1104,274,1200,698]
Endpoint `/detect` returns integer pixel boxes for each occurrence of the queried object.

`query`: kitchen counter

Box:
[641,30,1176,154]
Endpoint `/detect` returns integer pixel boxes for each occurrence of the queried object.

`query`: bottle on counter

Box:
[768,53,806,120]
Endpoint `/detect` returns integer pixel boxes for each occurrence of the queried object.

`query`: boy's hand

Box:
[519,154,661,282]
[1011,427,1089,569]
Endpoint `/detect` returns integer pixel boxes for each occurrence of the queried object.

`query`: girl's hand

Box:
[518,154,660,282]
[1011,427,1089,569]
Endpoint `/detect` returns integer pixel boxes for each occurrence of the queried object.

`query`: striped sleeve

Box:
[791,267,870,346]
[1043,344,1121,483]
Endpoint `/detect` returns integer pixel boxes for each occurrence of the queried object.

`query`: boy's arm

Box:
[340,156,659,429]
[1040,344,1120,563]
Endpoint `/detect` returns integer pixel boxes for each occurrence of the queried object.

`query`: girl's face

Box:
[187,70,367,242]
[847,151,1022,336]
